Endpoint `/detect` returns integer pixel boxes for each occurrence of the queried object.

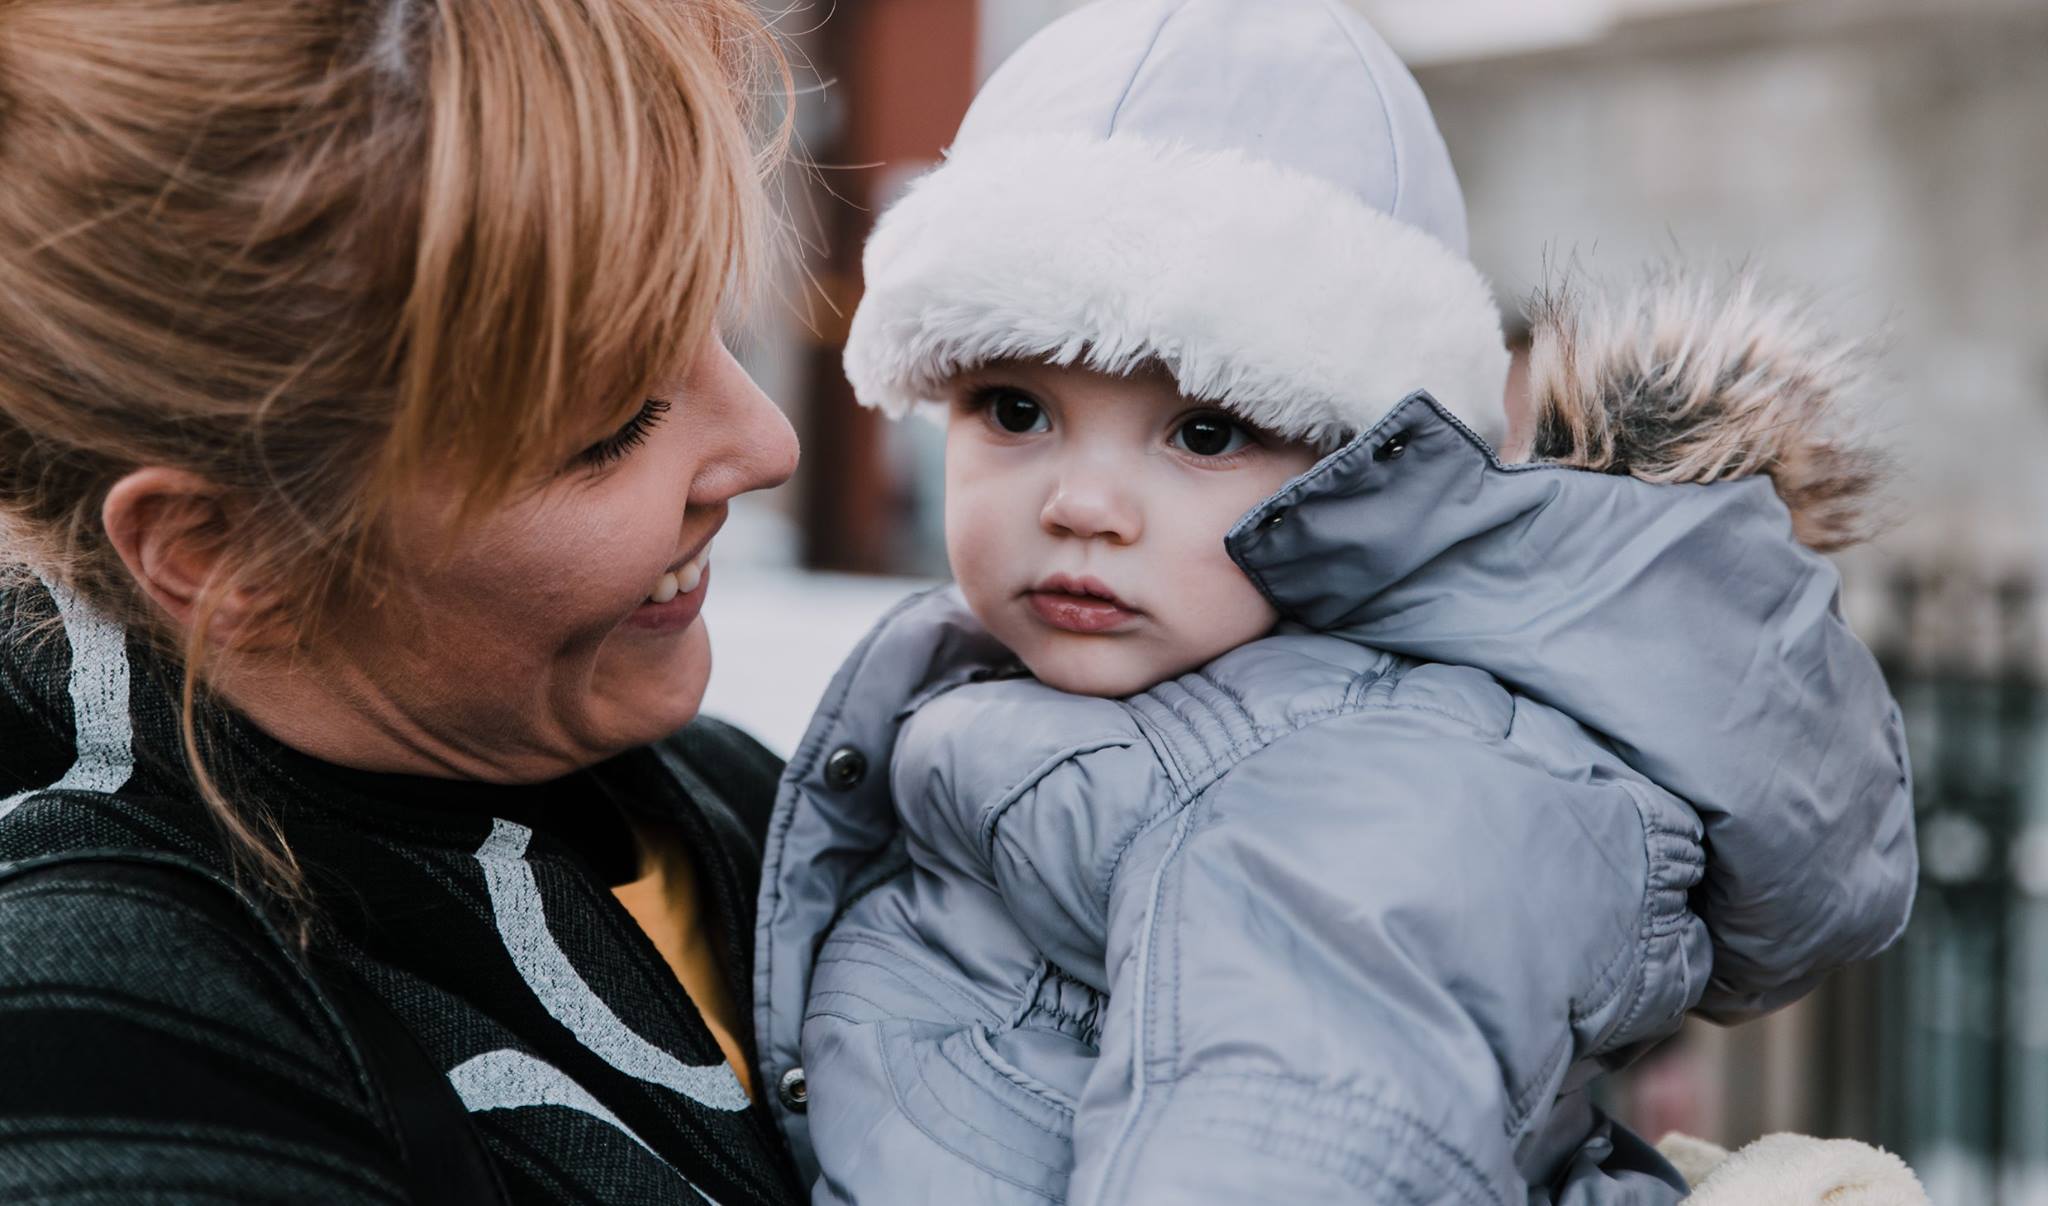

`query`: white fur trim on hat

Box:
[843,133,1511,448]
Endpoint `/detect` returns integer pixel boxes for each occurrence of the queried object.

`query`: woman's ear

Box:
[101,468,273,646]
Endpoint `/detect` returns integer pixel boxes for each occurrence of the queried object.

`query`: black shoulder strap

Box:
[317,962,510,1206]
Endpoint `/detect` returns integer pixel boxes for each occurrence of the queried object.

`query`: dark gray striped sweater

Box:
[0,577,806,1204]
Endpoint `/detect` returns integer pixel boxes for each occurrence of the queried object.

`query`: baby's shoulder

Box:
[893,673,1154,803]
[1127,632,1516,788]
[893,633,1521,806]
[890,675,1171,876]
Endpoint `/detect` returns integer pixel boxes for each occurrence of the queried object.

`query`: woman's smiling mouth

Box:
[629,540,714,631]
[649,541,712,604]
[1025,574,1142,634]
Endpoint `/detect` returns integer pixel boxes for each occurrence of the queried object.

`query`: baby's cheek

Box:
[944,530,999,616]
[943,485,1017,603]
[1166,566,1283,665]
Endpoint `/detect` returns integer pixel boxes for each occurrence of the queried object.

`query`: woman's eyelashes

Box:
[577,397,673,469]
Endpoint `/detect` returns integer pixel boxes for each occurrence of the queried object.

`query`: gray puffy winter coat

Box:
[753,394,1915,1205]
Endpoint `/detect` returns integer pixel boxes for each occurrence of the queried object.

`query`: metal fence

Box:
[1839,569,2047,1205]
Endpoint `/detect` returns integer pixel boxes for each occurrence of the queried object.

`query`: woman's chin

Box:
[603,619,714,743]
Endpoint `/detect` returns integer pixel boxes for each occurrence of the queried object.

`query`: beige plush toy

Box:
[1659,1132,1931,1204]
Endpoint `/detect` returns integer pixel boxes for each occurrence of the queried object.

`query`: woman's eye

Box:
[990,391,1048,434]
[1173,413,1251,457]
[577,397,671,469]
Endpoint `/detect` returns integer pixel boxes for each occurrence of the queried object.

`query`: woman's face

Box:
[272,335,798,782]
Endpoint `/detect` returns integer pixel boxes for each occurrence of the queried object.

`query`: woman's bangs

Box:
[382,0,779,512]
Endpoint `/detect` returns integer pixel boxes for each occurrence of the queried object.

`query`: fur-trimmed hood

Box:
[1516,268,1887,552]
[1206,270,1902,1029]
[843,0,1513,447]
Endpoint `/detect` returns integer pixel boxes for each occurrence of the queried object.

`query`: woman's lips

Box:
[1026,590,1140,634]
[627,562,711,632]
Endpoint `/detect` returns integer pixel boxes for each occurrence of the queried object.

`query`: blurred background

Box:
[699,1,2048,1199]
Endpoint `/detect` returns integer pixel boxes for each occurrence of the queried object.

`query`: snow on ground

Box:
[696,565,934,757]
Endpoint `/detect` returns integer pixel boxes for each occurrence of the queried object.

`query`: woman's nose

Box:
[692,343,800,504]
[1040,473,1141,544]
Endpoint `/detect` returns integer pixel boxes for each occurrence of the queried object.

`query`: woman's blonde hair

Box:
[0,0,788,920]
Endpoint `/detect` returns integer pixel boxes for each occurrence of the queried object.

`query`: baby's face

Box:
[944,361,1321,698]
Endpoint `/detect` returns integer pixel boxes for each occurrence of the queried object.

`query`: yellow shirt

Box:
[609,816,755,1101]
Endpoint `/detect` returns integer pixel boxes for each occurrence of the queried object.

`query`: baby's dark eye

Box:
[987,390,1049,434]
[1173,412,1251,457]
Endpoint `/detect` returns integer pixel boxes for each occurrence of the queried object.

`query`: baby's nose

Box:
[1040,476,1142,544]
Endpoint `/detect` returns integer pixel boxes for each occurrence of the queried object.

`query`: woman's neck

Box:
[213,650,569,784]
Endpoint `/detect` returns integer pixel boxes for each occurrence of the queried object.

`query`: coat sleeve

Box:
[1062,705,1701,1206]
[1373,476,1915,1023]
[0,858,414,1204]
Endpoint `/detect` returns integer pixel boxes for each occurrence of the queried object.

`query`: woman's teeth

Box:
[648,547,709,604]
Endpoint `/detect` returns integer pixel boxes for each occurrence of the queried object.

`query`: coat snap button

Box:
[1374,433,1409,461]
[777,1066,809,1112]
[1260,510,1286,531]
[824,746,866,791]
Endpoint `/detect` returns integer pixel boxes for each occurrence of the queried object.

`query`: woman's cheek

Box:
[525,488,677,614]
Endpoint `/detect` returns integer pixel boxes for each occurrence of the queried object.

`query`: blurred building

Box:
[713,2,2048,1199]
